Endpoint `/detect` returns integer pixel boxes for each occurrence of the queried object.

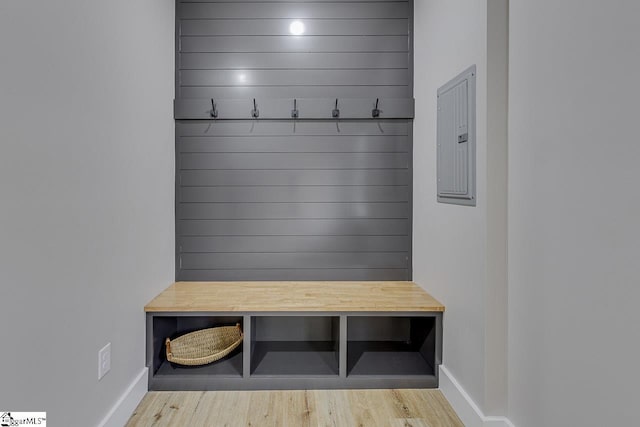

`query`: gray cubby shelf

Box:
[149,315,245,385]
[347,316,436,377]
[146,311,441,390]
[250,316,339,377]
[155,351,243,378]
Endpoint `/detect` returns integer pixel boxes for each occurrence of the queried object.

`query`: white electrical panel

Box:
[437,65,476,206]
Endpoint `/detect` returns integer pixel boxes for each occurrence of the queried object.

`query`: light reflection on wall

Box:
[289,20,305,36]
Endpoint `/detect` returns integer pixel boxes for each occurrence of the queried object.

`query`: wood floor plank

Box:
[395,389,464,427]
[313,389,357,427]
[160,392,202,427]
[126,392,169,427]
[190,390,251,427]
[126,392,203,427]
[127,389,462,427]
[245,390,286,427]
[389,418,432,427]
[346,389,382,427]
[281,390,318,427]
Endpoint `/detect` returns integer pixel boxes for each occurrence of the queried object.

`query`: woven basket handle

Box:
[165,337,172,356]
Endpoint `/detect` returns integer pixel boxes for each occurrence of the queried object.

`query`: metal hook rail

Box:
[174,98,414,120]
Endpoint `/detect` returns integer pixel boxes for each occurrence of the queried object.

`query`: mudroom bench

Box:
[145,281,444,391]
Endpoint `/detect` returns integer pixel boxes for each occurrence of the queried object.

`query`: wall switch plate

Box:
[98,342,111,380]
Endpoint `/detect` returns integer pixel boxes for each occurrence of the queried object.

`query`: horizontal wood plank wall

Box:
[176,120,411,280]
[176,0,411,99]
[175,0,412,280]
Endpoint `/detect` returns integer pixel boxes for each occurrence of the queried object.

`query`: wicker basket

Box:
[165,323,243,366]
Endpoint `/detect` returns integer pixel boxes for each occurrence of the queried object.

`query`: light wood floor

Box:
[126,389,463,427]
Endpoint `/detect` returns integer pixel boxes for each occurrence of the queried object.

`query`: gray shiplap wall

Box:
[175,0,413,280]
[176,0,411,99]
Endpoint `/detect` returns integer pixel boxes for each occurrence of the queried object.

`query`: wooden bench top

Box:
[145,281,445,313]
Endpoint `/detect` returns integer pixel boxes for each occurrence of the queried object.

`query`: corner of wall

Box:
[483,0,509,415]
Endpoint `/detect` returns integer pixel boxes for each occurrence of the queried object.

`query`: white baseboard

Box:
[97,367,148,427]
[439,365,515,427]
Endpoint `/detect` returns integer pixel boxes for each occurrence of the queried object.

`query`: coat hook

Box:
[372,98,380,118]
[291,98,299,119]
[251,98,259,118]
[210,99,218,118]
[332,98,340,118]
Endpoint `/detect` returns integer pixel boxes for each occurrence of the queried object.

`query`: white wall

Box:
[508,1,640,426]
[413,0,508,416]
[0,1,174,426]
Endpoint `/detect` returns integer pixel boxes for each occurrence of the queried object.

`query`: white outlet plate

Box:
[98,342,111,380]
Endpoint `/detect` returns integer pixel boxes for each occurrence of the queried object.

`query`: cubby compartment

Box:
[347,316,436,377]
[250,316,339,376]
[152,316,244,378]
